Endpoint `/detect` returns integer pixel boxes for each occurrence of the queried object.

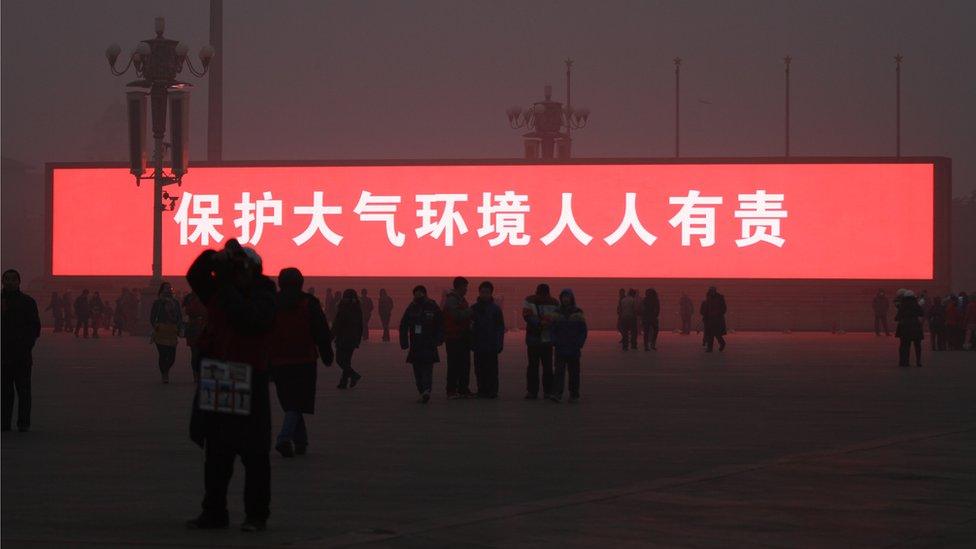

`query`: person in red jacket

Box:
[185,240,276,533]
[270,268,333,458]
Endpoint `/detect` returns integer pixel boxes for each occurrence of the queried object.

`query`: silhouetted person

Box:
[186,240,275,532]
[332,289,364,389]
[872,290,890,336]
[45,292,64,332]
[641,289,661,351]
[399,285,443,403]
[73,289,91,338]
[522,283,559,399]
[113,289,128,335]
[927,296,947,351]
[62,291,74,335]
[471,281,505,398]
[616,288,626,343]
[701,287,727,352]
[2,270,40,433]
[618,289,638,351]
[360,289,374,340]
[549,289,587,403]
[378,288,394,342]
[331,291,341,323]
[151,282,183,384]
[270,268,333,458]
[323,287,335,322]
[679,293,693,335]
[89,291,104,338]
[895,290,924,367]
[183,291,208,382]
[945,296,963,350]
[965,296,976,350]
[443,276,473,398]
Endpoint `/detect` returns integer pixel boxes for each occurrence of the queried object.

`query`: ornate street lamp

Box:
[507,74,589,160]
[106,17,213,283]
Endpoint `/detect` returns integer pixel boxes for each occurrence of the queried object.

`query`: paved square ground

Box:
[2,330,974,547]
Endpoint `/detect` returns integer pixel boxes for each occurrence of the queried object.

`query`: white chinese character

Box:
[233,191,282,245]
[353,191,405,247]
[540,193,593,246]
[735,190,787,247]
[604,192,658,246]
[668,190,723,247]
[415,194,468,246]
[173,192,224,246]
[293,191,343,246]
[477,191,531,246]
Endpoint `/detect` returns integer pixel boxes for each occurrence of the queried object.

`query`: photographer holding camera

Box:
[185,239,277,533]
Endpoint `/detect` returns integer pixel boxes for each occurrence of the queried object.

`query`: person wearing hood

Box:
[270,268,334,458]
[150,282,183,384]
[332,289,364,389]
[185,240,276,532]
[2,269,41,432]
[701,287,727,352]
[378,288,394,342]
[640,289,661,351]
[895,289,924,367]
[522,283,559,399]
[471,281,505,398]
[549,289,587,403]
[399,285,444,403]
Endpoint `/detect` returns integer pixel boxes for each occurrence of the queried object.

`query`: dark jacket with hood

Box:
[333,290,364,349]
[895,295,924,341]
[550,289,588,358]
[522,292,560,346]
[700,290,727,336]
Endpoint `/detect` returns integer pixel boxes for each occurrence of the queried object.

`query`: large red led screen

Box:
[51,163,935,279]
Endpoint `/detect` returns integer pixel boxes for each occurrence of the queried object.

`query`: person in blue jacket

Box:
[399,285,444,403]
[549,289,587,403]
[470,281,505,398]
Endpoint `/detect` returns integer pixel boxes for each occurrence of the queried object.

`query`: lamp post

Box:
[895,53,902,158]
[106,17,213,283]
[674,57,681,158]
[784,55,791,157]
[507,70,589,160]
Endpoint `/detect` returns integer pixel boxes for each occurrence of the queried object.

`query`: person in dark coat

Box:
[73,289,91,338]
[62,290,74,335]
[150,282,183,384]
[641,289,661,351]
[873,290,891,336]
[332,289,364,389]
[183,291,208,381]
[618,289,639,351]
[270,268,333,458]
[185,240,276,532]
[549,289,587,403]
[678,293,693,335]
[895,289,924,367]
[45,292,64,332]
[378,288,394,342]
[2,270,41,432]
[927,296,947,351]
[616,288,626,343]
[89,291,105,338]
[360,289,374,340]
[701,287,727,352]
[399,285,444,403]
[470,281,505,398]
[522,283,559,399]
[443,276,473,398]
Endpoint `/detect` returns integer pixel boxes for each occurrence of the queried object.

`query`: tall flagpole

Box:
[784,55,791,157]
[895,53,902,158]
[673,57,681,158]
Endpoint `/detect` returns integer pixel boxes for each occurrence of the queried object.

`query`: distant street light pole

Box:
[506,64,589,160]
[784,55,791,157]
[565,58,573,141]
[106,17,214,282]
[208,0,223,161]
[895,53,903,158]
[674,57,681,158]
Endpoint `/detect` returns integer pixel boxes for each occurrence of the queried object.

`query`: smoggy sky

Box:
[2,0,974,196]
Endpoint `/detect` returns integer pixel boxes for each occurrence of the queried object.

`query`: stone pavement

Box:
[2,330,974,548]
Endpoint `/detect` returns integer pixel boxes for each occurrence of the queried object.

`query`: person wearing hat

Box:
[549,289,587,403]
[399,285,444,403]
[521,283,559,399]
[185,239,277,532]
[895,289,924,367]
